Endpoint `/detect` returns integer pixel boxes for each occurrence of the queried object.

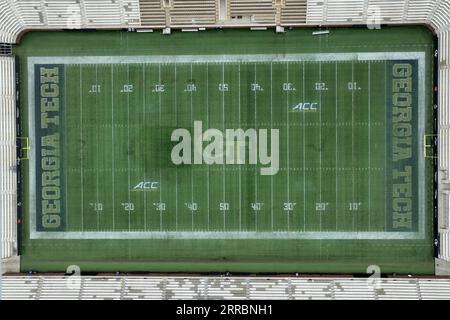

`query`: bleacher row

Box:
[3,276,450,300]
[0,56,16,260]
[1,0,448,38]
[0,0,140,39]
[0,0,450,263]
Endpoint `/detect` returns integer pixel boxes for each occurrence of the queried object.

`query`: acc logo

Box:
[133,181,159,190]
[292,102,319,111]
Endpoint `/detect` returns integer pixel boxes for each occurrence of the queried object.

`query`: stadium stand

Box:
[1,0,450,288]
[2,276,450,299]
[0,56,16,260]
[228,0,276,24]
[434,1,450,263]
[280,0,307,25]
[0,0,140,32]
[0,1,23,43]
[169,0,217,26]
[139,0,166,27]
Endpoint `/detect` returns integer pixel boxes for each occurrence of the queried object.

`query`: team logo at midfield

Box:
[171,121,279,176]
[133,181,159,191]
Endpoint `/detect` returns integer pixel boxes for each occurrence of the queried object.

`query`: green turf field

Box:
[18,27,436,273]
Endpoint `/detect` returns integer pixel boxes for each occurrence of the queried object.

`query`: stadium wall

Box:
[0,0,450,272]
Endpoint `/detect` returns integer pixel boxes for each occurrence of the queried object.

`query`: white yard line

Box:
[335,62,338,231]
[111,65,115,231]
[127,65,131,231]
[239,63,242,231]
[368,61,371,231]
[111,65,116,230]
[270,62,274,231]
[190,63,194,231]
[286,62,290,231]
[319,61,322,232]
[159,63,163,231]
[143,64,147,231]
[254,63,258,231]
[80,65,84,231]
[303,61,306,231]
[174,64,178,231]
[222,62,226,231]
[206,63,210,231]
[96,65,100,230]
[351,61,355,231]
[30,52,425,65]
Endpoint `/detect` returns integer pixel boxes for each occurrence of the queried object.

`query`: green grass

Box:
[17,27,436,274]
[38,59,399,233]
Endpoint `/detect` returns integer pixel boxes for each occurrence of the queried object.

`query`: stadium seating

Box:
[0,1,23,43]
[139,0,166,27]
[430,0,450,30]
[229,0,276,24]
[169,0,217,26]
[83,0,140,27]
[436,2,450,257]
[280,0,307,25]
[0,56,17,259]
[439,29,449,172]
[441,229,450,260]
[0,0,140,33]
[0,0,450,267]
[405,0,435,22]
[2,276,450,299]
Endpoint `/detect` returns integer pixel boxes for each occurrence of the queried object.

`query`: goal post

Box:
[424,134,437,159]
[17,137,30,160]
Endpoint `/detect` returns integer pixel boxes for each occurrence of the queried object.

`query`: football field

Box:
[18,28,435,273]
[29,53,425,238]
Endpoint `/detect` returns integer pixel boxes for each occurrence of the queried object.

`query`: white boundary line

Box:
[28,53,426,64]
[368,61,371,231]
[27,52,427,240]
[29,231,425,240]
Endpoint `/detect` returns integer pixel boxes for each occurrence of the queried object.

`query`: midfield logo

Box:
[133,181,159,190]
[171,121,279,176]
[291,102,319,111]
